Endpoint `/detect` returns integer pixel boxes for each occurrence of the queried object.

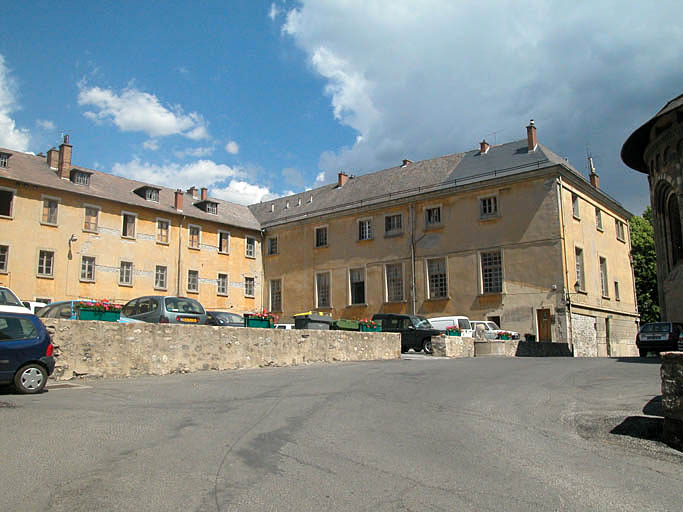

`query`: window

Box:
[119,261,133,286]
[244,276,255,298]
[595,208,603,231]
[80,256,95,282]
[205,202,218,215]
[481,251,502,294]
[425,206,441,227]
[217,273,228,295]
[385,263,404,302]
[572,193,580,219]
[218,231,230,254]
[316,271,331,307]
[349,268,365,305]
[155,265,167,290]
[157,219,169,244]
[122,213,136,238]
[187,270,199,293]
[245,237,256,258]
[600,257,609,297]
[385,214,402,235]
[614,281,620,301]
[270,279,282,311]
[0,189,14,217]
[427,257,447,299]
[358,219,372,241]
[315,226,328,248]
[189,225,201,249]
[480,196,498,218]
[575,247,585,291]
[267,236,278,255]
[41,198,58,225]
[0,245,8,272]
[38,250,55,277]
[84,206,99,232]
[35,298,51,305]
[145,188,159,202]
[616,220,626,242]
[72,171,90,186]
[0,152,9,168]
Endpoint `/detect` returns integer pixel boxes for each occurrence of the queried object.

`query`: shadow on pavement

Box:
[614,356,662,364]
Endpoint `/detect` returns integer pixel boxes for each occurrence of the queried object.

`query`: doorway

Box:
[537,309,551,341]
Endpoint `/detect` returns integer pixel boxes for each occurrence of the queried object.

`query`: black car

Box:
[0,312,55,394]
[371,313,441,354]
[636,322,683,356]
[206,311,244,327]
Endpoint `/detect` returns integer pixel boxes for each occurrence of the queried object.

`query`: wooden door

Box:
[537,309,551,341]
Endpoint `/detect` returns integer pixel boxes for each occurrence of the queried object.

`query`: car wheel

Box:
[14,364,47,394]
[423,339,433,355]
[638,349,647,357]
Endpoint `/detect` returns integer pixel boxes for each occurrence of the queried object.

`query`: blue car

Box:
[0,312,55,394]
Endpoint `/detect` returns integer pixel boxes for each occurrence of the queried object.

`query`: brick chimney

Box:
[588,154,599,189]
[47,147,59,169]
[201,187,208,201]
[187,186,198,199]
[337,171,349,188]
[174,189,184,210]
[480,140,490,154]
[526,120,537,152]
[58,135,72,179]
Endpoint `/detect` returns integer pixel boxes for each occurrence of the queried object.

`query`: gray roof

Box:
[0,148,261,231]
[250,139,625,226]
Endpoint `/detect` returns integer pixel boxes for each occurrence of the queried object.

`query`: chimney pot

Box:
[187,186,198,199]
[201,187,208,201]
[526,120,537,152]
[174,189,184,210]
[590,172,600,189]
[47,147,59,169]
[337,171,349,188]
[58,138,72,179]
[401,159,413,167]
[480,140,490,154]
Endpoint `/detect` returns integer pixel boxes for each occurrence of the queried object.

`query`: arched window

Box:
[656,181,683,271]
[667,194,682,267]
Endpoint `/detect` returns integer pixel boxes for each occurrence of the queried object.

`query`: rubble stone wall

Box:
[661,352,683,450]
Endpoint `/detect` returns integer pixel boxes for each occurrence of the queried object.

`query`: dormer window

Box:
[70,170,91,186]
[0,152,10,168]
[134,186,160,202]
[195,200,218,214]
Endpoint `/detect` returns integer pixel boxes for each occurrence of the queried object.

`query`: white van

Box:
[428,316,473,337]
[0,287,31,313]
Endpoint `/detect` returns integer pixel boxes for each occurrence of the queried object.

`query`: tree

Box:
[630,206,659,323]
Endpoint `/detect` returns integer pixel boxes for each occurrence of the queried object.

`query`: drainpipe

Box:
[177,215,185,295]
[557,176,573,350]
[410,203,416,315]
[260,228,266,312]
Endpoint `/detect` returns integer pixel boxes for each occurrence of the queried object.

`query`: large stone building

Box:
[622,94,683,322]
[1,122,639,355]
[250,122,639,356]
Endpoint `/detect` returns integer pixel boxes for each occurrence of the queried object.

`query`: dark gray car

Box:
[206,311,244,327]
[119,296,207,325]
[371,313,440,354]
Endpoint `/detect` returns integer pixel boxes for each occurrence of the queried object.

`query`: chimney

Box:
[526,120,537,152]
[337,171,349,188]
[58,134,72,179]
[47,147,59,169]
[200,187,208,201]
[480,140,490,154]
[401,159,412,167]
[588,153,600,189]
[174,189,184,211]
[187,186,198,199]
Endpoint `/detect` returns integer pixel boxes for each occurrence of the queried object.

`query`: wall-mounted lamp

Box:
[67,234,78,260]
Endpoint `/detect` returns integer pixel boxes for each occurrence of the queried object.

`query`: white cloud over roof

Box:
[0,55,30,151]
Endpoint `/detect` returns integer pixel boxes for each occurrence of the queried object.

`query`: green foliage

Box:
[630,207,659,323]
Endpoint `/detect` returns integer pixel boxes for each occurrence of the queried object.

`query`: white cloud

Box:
[225,140,239,154]
[314,171,326,184]
[36,119,55,131]
[173,145,215,158]
[111,158,246,190]
[281,1,683,214]
[143,139,159,150]
[282,167,305,188]
[268,3,281,20]
[78,84,210,140]
[213,180,277,205]
[0,55,30,150]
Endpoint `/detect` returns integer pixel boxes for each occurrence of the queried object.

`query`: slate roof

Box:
[250,138,624,227]
[0,148,261,231]
[621,93,683,173]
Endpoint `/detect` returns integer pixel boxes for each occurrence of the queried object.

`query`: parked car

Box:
[0,287,31,314]
[0,311,55,394]
[22,301,47,314]
[636,322,683,356]
[119,296,208,324]
[371,313,441,354]
[471,320,521,340]
[206,311,244,327]
[428,315,474,337]
[36,300,78,319]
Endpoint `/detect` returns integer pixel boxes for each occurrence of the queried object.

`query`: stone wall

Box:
[661,352,683,450]
[43,320,401,380]
[431,336,571,358]
[431,335,474,358]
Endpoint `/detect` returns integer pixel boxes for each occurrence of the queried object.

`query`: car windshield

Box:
[165,297,204,314]
[0,288,23,307]
[413,316,433,329]
[640,322,670,333]
[485,321,499,330]
[212,312,242,322]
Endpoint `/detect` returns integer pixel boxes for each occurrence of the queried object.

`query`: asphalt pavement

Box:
[1,356,680,511]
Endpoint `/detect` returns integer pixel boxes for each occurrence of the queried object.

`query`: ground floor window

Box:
[385,263,403,302]
[427,257,447,298]
[217,273,228,295]
[155,265,167,290]
[481,250,502,293]
[245,276,255,297]
[349,268,365,304]
[187,270,199,293]
[316,271,331,307]
[119,261,133,285]
[270,279,282,311]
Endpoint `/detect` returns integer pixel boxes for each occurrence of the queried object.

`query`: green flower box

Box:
[244,315,274,328]
[360,324,381,332]
[446,331,462,336]
[78,309,121,322]
[333,319,360,331]
[500,335,511,340]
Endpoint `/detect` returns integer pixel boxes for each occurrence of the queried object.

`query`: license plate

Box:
[179,317,198,323]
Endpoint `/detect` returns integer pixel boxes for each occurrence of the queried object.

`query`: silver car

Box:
[119,296,207,325]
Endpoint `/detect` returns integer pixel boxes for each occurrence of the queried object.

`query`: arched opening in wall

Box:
[655,181,683,271]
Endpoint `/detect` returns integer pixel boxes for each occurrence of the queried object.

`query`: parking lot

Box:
[2,356,681,511]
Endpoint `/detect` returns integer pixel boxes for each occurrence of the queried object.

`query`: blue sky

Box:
[1,1,682,213]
